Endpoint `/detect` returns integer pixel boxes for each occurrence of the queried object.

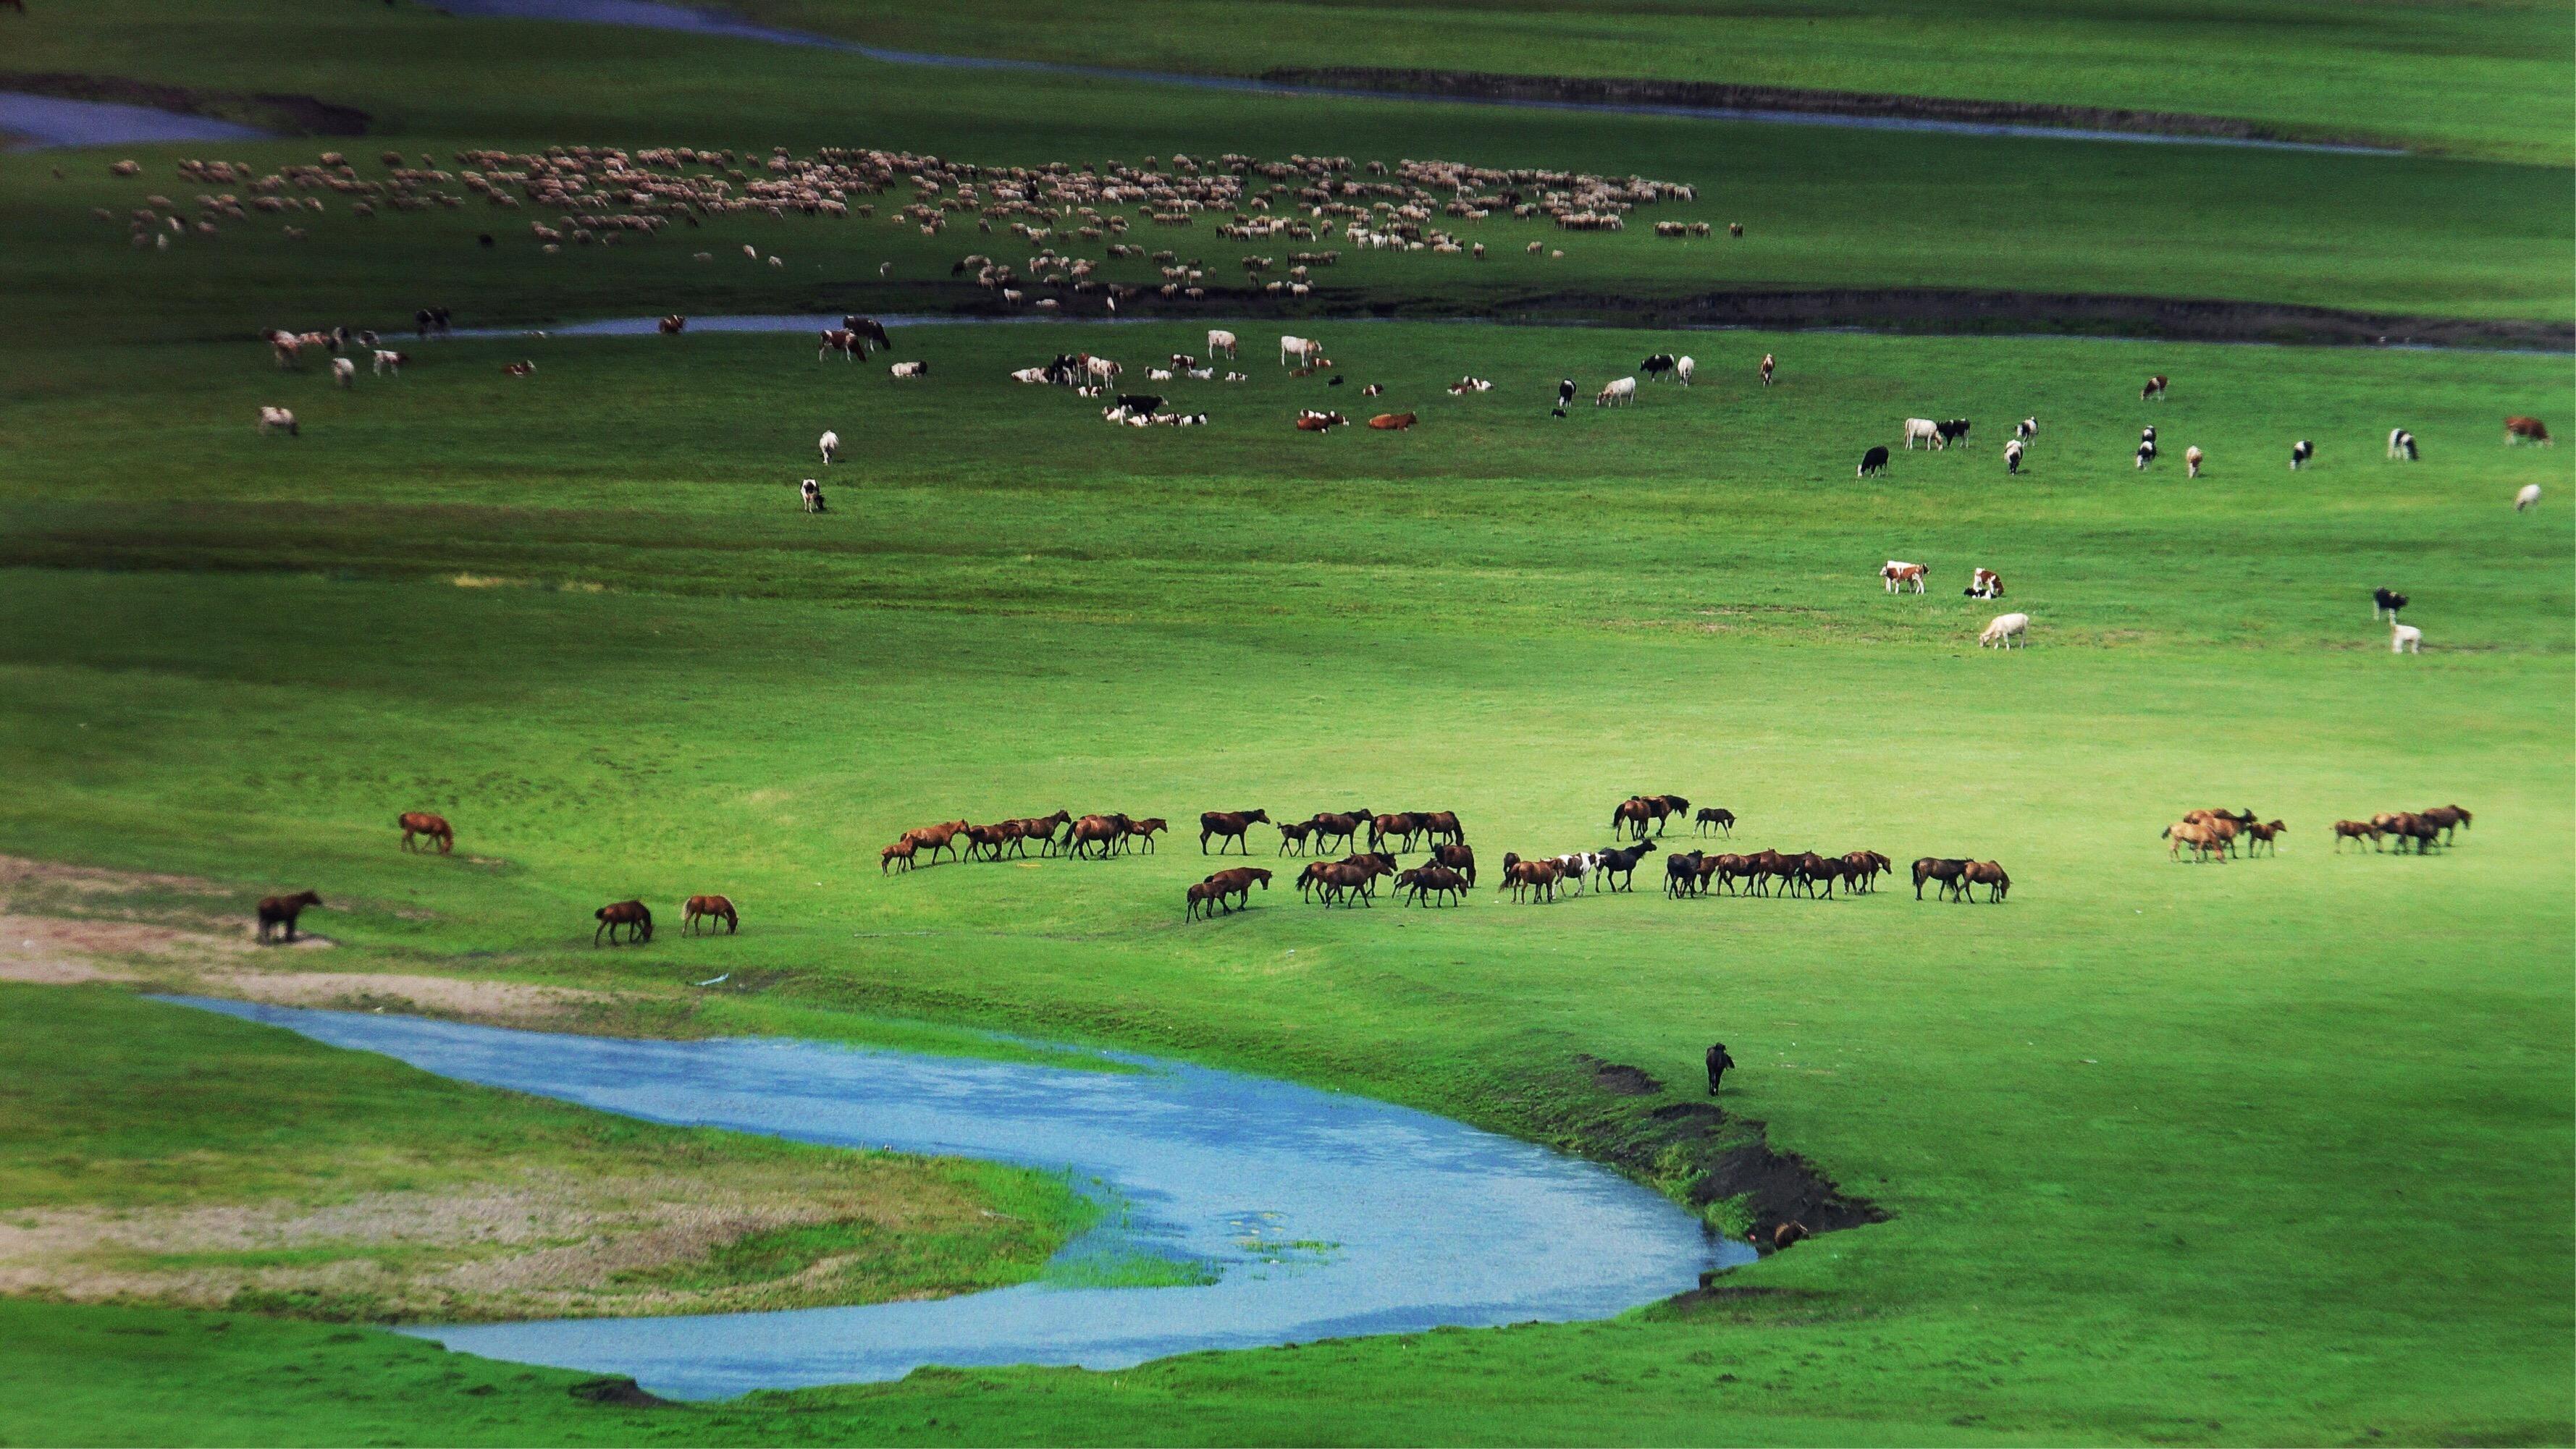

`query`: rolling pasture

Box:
[0,0,2571,1441]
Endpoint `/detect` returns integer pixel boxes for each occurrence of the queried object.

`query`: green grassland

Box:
[725,0,2576,163]
[0,316,2567,1442]
[1,1,2570,339]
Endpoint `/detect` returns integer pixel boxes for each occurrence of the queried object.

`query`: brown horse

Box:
[1123,817,1169,854]
[397,812,453,853]
[1014,809,1072,857]
[1431,841,1476,885]
[2243,820,2287,856]
[1704,853,1755,895]
[2331,819,2383,853]
[2418,804,2472,843]
[683,895,738,934]
[880,837,919,872]
[904,820,969,864]
[594,900,652,945]
[1611,797,1657,840]
[1367,813,1421,852]
[1693,808,1736,837]
[1913,857,1971,900]
[256,890,322,943]
[1306,810,1369,853]
[1961,860,2011,902]
[1499,855,1562,903]
[1066,813,1132,859]
[1840,850,1889,893]
[1275,819,1317,855]
[1792,852,1845,898]
[961,822,1014,861]
[1189,866,1271,918]
[1199,809,1270,855]
[1416,811,1465,847]
[1311,859,1381,907]
[1396,864,1468,907]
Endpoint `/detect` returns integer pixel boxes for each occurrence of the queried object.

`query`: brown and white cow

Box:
[1964,567,2003,599]
[1882,560,1927,593]
[2506,415,2551,445]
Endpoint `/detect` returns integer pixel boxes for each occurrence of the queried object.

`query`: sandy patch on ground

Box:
[0,1170,985,1322]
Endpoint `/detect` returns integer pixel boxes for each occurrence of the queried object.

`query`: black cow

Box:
[1706,1042,1735,1096]
[1114,393,1165,417]
[2373,587,2409,620]
[1554,378,1575,418]
[1640,352,1678,381]
[1937,418,1971,445]
[2291,439,2314,470]
[1858,445,1890,478]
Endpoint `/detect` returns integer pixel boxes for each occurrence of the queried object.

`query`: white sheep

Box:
[2391,621,2422,654]
[1979,612,2029,649]
[256,405,298,436]
[2515,483,2542,512]
[331,357,355,388]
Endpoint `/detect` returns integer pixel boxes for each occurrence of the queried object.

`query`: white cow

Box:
[889,361,927,379]
[1674,355,1695,386]
[2515,483,2543,511]
[1085,355,1121,382]
[1009,367,1050,384]
[1980,612,2029,649]
[2391,621,2422,654]
[1279,334,1321,367]
[1596,376,1637,407]
[371,349,405,376]
[1903,418,1944,449]
[2185,445,2205,478]
[256,405,297,436]
[819,430,840,465]
[331,357,355,388]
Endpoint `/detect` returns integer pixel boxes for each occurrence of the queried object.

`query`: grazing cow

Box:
[1882,561,1927,594]
[1912,857,1971,900]
[594,900,653,945]
[1693,808,1735,837]
[1759,354,1775,387]
[800,478,826,513]
[2135,439,2157,470]
[1903,418,1945,449]
[1200,808,1271,854]
[371,349,408,376]
[2185,445,2205,478]
[1858,444,1890,478]
[817,329,862,363]
[2140,426,2156,447]
[889,361,928,379]
[1596,376,1637,407]
[331,356,355,388]
[2372,587,2408,620]
[1207,329,1238,359]
[683,895,738,934]
[1449,376,1494,394]
[397,811,452,853]
[657,315,686,335]
[1295,410,1348,431]
[818,430,840,465]
[2015,417,2037,441]
[2004,439,2026,474]
[2515,483,2543,511]
[1936,418,1971,447]
[2504,415,2551,445]
[1705,1042,1735,1096]
[2142,374,2168,401]
[1965,568,2003,599]
[1368,412,1418,431]
[2391,621,2422,654]
[2291,439,2313,470]
[1279,335,1321,367]
[1980,612,2029,649]
[841,316,890,352]
[1640,353,1677,382]
[256,890,323,944]
[503,361,535,377]
[257,405,298,436]
[2386,428,2417,460]
[1675,355,1696,386]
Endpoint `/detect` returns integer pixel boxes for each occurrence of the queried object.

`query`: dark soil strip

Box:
[0,73,369,138]
[1261,66,2383,151]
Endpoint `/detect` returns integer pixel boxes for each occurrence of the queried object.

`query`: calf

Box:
[256,890,323,944]
[2291,439,2313,470]
[1759,353,1775,387]
[2135,439,2158,470]
[2391,621,2422,654]
[1857,445,1890,478]
[800,478,826,513]
[2516,483,2543,512]
[1882,560,1927,593]
[330,357,355,388]
[2185,445,2205,478]
[819,430,840,465]
[1675,355,1695,386]
[1639,352,1677,381]
[371,349,408,376]
[1965,567,2003,599]
[1936,418,1971,447]
[1554,378,1576,418]
[256,405,298,436]
[2141,374,2168,401]
[1295,410,1348,431]
[2330,819,2383,853]
[2386,428,2417,460]
[2015,416,2037,441]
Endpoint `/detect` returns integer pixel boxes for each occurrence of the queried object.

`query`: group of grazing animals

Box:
[2331,806,2469,854]
[1664,848,1895,900]
[2160,808,2285,862]
[881,811,1163,870]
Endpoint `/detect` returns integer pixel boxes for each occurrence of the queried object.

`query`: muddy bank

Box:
[1552,1057,1885,1252]
[1262,66,2386,151]
[0,73,366,140]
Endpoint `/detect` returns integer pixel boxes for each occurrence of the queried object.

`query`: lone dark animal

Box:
[256,890,322,944]
[1693,808,1735,836]
[1706,1042,1735,1095]
[1858,445,1890,478]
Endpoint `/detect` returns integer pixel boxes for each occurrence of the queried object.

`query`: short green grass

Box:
[0,313,2566,1442]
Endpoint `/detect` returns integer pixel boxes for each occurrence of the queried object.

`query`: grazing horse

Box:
[256,890,322,944]
[1693,808,1736,837]
[2331,819,2383,853]
[1912,857,1970,900]
[1706,1042,1735,1095]
[683,894,738,934]
[1307,810,1369,854]
[1066,814,1132,859]
[880,837,918,872]
[1961,861,2010,902]
[594,900,653,945]
[1840,850,1890,893]
[397,812,453,854]
[1200,808,1270,854]
[1431,841,1477,885]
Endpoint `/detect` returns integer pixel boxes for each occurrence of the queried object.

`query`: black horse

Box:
[1706,1042,1736,1096]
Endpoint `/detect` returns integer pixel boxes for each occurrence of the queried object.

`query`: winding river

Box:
[176,997,1746,1401]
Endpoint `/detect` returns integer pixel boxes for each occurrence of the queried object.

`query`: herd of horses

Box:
[2164,804,2470,861]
